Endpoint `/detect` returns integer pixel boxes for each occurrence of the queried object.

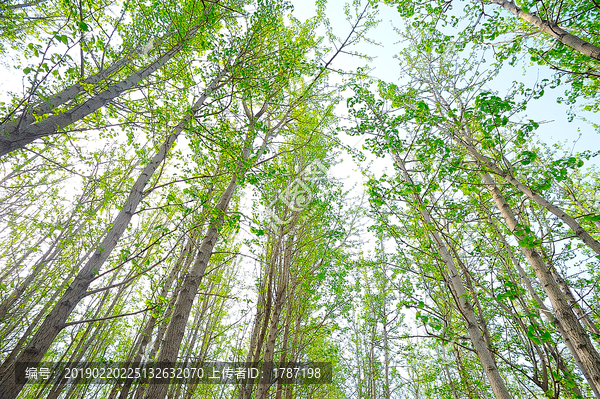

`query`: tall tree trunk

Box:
[0,194,98,321]
[0,5,216,158]
[172,281,214,399]
[274,305,292,399]
[441,345,460,399]
[453,344,478,399]
[457,135,600,256]
[0,268,76,369]
[481,171,600,396]
[1,41,144,135]
[285,312,303,399]
[0,242,95,367]
[240,233,281,399]
[238,265,270,399]
[489,0,600,61]
[255,235,292,399]
[132,234,201,399]
[0,232,50,288]
[46,273,124,399]
[143,135,254,399]
[392,151,514,399]
[108,232,195,399]
[541,248,600,340]
[0,72,224,399]
[382,302,390,399]
[489,212,596,398]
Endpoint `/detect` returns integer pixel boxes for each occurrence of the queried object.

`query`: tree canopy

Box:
[1,0,599,398]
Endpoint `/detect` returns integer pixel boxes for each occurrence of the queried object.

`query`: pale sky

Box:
[290,0,599,156]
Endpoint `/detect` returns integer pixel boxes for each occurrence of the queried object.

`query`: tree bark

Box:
[489,0,600,61]
[392,151,514,399]
[255,235,292,399]
[481,171,600,396]
[441,345,460,399]
[458,136,600,257]
[0,195,97,321]
[109,233,195,399]
[240,231,283,399]
[274,304,292,399]
[0,72,224,399]
[46,272,123,399]
[0,5,215,158]
[541,248,600,341]
[1,46,136,136]
[143,137,253,399]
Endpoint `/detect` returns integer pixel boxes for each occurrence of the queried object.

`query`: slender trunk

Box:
[1,44,142,135]
[392,151,513,399]
[441,345,460,399]
[59,325,114,398]
[112,233,195,399]
[285,313,302,399]
[460,227,570,395]
[173,283,213,399]
[0,232,50,289]
[132,288,180,399]
[0,269,75,368]
[238,264,270,399]
[274,306,291,399]
[383,312,390,399]
[489,0,600,61]
[497,222,596,398]
[453,248,496,359]
[458,136,600,256]
[46,275,123,399]
[0,74,224,399]
[555,181,600,231]
[106,318,147,399]
[0,244,94,368]
[143,140,253,399]
[481,171,600,396]
[369,307,376,399]
[541,248,600,340]
[0,200,95,321]
[0,6,215,157]
[182,297,224,399]
[453,344,478,399]
[0,242,50,321]
[241,235,280,399]
[133,236,199,399]
[255,235,292,399]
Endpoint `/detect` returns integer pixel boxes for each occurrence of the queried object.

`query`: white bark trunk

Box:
[0,6,215,157]
[392,151,514,399]
[490,0,600,61]
[0,73,224,399]
[481,172,600,396]
[459,138,600,256]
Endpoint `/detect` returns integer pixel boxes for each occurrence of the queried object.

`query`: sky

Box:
[283,0,599,311]
[289,0,599,158]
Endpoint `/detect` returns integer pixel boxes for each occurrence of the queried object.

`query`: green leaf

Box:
[520,150,537,165]
[526,325,541,344]
[540,331,552,343]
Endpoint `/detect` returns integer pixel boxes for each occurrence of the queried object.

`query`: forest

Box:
[0,0,599,398]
